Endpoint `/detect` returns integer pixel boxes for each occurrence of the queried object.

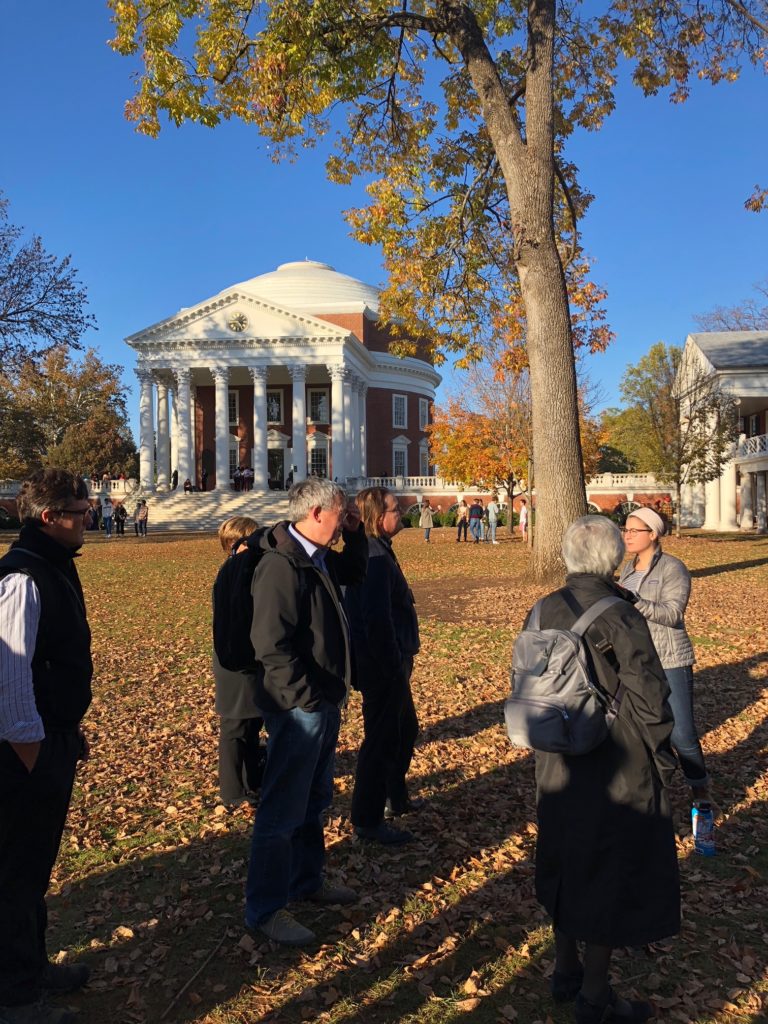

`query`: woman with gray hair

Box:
[619,506,710,800]
[531,516,679,1024]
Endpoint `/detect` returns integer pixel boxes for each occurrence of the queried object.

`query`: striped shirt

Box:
[0,573,44,743]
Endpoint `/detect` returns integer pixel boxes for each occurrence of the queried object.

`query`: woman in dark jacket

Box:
[346,487,421,846]
[531,516,680,1024]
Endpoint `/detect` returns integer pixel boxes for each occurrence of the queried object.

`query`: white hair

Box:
[561,516,624,576]
[288,478,346,522]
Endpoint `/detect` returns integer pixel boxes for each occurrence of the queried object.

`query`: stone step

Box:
[131,490,291,532]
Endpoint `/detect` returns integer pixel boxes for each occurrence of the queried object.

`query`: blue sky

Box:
[1,2,766,440]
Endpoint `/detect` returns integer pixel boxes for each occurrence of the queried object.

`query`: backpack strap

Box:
[570,595,623,638]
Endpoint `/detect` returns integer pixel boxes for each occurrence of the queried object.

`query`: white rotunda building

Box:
[126,260,441,492]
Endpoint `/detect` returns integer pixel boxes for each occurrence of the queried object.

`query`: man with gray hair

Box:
[244,478,367,945]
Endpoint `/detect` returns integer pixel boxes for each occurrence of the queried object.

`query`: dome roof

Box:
[235,260,380,314]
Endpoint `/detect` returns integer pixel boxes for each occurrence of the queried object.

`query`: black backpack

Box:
[212,543,265,672]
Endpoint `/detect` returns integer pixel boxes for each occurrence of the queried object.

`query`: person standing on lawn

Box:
[0,469,94,1024]
[418,499,434,543]
[468,497,484,543]
[244,478,367,946]
[347,488,422,846]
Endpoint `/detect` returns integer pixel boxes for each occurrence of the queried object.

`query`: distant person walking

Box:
[418,500,433,543]
[486,496,500,544]
[468,498,484,543]
[456,500,469,543]
[102,497,114,538]
[114,502,127,536]
[518,499,529,543]
[137,500,148,537]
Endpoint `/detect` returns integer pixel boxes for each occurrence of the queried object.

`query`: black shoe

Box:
[575,987,653,1023]
[356,823,414,845]
[384,797,426,819]
[41,961,90,994]
[551,966,584,1002]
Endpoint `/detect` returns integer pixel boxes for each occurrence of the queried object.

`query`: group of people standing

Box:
[0,467,711,1024]
[92,498,148,538]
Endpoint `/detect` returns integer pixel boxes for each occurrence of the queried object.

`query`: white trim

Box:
[308,387,330,425]
[419,397,429,431]
[307,430,329,448]
[392,393,408,429]
[392,443,408,477]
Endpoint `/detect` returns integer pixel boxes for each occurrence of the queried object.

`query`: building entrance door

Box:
[268,449,284,490]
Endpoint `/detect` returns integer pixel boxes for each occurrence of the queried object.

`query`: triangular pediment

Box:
[126,289,353,349]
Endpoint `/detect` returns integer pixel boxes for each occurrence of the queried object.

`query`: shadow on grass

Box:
[690,556,768,579]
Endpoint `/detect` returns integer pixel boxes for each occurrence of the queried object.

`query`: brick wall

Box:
[366,387,430,477]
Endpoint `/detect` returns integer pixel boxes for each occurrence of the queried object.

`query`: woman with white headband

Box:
[619,506,710,800]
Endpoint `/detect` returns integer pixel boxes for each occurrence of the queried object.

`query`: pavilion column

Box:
[329,364,347,482]
[136,369,155,493]
[170,386,179,484]
[718,454,738,531]
[342,371,354,479]
[757,473,768,533]
[358,382,368,477]
[174,368,194,486]
[703,474,721,531]
[249,366,268,491]
[212,367,231,491]
[155,376,171,491]
[289,365,307,482]
[739,472,754,531]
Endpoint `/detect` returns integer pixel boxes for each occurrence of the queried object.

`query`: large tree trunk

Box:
[447,0,586,578]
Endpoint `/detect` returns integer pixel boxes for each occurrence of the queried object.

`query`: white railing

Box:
[586,473,660,488]
[0,479,21,497]
[349,476,498,493]
[738,433,768,458]
[86,479,139,496]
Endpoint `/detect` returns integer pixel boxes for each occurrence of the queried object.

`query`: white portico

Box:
[126,261,440,493]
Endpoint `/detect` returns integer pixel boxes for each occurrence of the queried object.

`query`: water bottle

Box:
[692,801,716,856]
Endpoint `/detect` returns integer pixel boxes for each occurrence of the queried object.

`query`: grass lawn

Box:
[4,526,768,1023]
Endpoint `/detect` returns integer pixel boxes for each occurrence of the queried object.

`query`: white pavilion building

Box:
[126,260,441,492]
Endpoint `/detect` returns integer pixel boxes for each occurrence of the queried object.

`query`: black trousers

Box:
[0,731,80,1006]
[456,520,468,541]
[351,658,419,828]
[218,717,265,805]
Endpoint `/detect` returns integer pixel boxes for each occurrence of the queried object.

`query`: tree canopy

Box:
[0,348,137,479]
[0,193,96,369]
[109,0,766,575]
[694,277,768,332]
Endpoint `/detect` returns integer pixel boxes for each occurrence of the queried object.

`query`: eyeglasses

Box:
[620,527,651,536]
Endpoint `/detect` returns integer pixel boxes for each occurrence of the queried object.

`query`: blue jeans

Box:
[103,517,113,537]
[423,528,431,542]
[469,518,481,541]
[245,703,340,925]
[488,520,497,542]
[665,666,708,786]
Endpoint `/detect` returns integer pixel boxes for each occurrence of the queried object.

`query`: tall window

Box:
[419,398,429,431]
[308,388,330,424]
[393,447,407,477]
[392,394,407,429]
[419,447,429,476]
[228,390,239,427]
[310,449,328,477]
[267,390,283,424]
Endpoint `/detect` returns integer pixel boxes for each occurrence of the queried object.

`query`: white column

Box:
[358,383,368,477]
[718,455,738,531]
[170,385,179,484]
[740,472,754,531]
[289,365,307,481]
[342,371,354,480]
[136,369,155,492]
[703,475,721,530]
[757,473,768,533]
[346,374,359,478]
[249,367,268,491]
[212,367,230,491]
[155,376,171,491]
[174,368,194,486]
[329,364,347,482]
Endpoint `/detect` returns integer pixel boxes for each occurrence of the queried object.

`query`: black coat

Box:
[533,574,680,947]
[346,534,420,688]
[248,521,367,713]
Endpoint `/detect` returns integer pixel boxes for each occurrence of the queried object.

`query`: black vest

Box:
[0,526,92,730]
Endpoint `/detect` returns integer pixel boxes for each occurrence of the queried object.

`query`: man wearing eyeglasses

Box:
[0,469,94,1024]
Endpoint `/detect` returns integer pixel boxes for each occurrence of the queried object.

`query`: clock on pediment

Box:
[228,311,248,332]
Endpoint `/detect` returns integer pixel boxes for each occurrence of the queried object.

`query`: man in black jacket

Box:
[0,469,94,1024]
[244,478,367,946]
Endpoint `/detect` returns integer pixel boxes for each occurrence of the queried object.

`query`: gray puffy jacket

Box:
[618,549,695,669]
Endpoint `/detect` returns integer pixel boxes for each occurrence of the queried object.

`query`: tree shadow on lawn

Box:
[690,555,768,579]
